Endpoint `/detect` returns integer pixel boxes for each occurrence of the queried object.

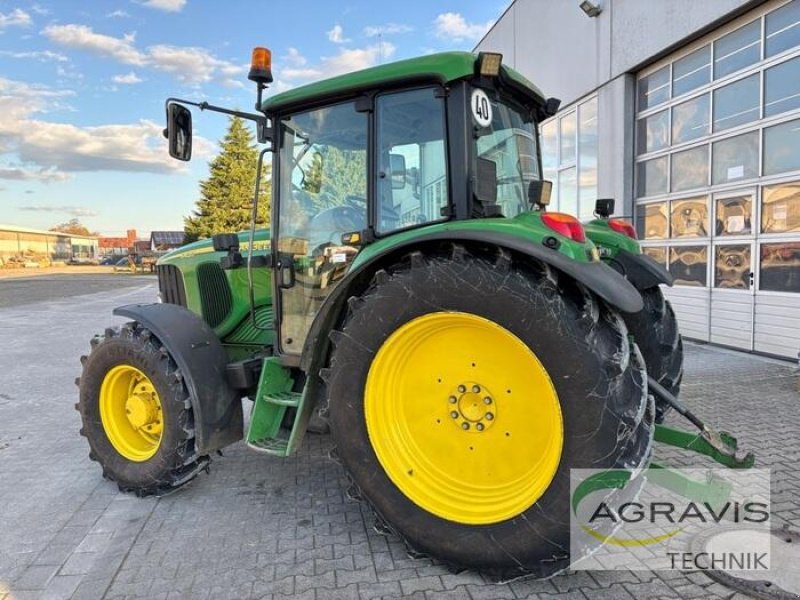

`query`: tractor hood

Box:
[158,229,271,265]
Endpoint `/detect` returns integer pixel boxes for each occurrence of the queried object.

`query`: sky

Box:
[0,0,507,237]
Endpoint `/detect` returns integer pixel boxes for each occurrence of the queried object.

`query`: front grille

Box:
[197,262,233,327]
[157,264,187,307]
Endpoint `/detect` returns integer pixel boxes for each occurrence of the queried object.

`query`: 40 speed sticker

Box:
[471,88,492,128]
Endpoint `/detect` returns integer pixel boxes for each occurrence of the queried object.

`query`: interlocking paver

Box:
[1,276,798,600]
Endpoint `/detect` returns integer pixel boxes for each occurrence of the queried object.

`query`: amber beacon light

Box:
[248,47,273,84]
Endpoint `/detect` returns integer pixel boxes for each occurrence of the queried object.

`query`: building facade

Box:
[478,0,800,360]
[0,224,98,264]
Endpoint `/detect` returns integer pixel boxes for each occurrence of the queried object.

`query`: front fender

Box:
[609,249,673,289]
[113,303,242,453]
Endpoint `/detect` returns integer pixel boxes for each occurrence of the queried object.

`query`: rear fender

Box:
[609,249,673,289]
[303,231,644,370]
[113,303,242,453]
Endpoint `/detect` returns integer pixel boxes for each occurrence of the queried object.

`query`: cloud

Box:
[42,24,146,65]
[0,49,68,61]
[278,42,395,85]
[284,47,306,67]
[106,9,130,18]
[42,24,243,86]
[434,12,492,42]
[112,71,143,84]
[0,8,32,30]
[140,0,186,12]
[363,23,413,37]
[327,24,350,44]
[147,45,243,86]
[0,166,69,182]
[19,205,98,216]
[0,77,211,177]
[30,4,49,16]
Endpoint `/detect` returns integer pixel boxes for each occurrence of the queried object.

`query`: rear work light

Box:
[608,218,637,240]
[541,212,587,243]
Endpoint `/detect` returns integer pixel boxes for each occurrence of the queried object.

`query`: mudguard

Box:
[609,249,673,290]
[114,303,242,453]
[300,230,644,373]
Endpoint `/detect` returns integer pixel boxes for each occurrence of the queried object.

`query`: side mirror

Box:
[389,153,406,189]
[595,198,615,218]
[528,179,552,208]
[475,157,497,204]
[166,103,192,161]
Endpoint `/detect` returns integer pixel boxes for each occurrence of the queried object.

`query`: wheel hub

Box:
[99,364,164,462]
[125,387,161,432]
[449,383,495,432]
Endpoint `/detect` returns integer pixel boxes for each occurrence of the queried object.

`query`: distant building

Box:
[149,231,185,252]
[98,229,137,257]
[0,224,98,263]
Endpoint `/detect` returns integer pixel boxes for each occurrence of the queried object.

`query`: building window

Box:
[540,95,598,218]
[714,20,761,79]
[765,0,800,58]
[636,0,800,292]
[760,242,800,291]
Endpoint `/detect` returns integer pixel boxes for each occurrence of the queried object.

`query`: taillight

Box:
[541,212,586,243]
[609,218,638,239]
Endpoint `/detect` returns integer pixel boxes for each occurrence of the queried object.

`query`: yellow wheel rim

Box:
[99,365,163,462]
[365,311,563,525]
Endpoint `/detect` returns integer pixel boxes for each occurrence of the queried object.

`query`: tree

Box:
[50,218,98,237]
[184,116,270,242]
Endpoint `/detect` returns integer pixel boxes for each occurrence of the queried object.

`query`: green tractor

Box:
[76,49,749,576]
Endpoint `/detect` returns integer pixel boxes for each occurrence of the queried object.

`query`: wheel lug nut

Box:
[450,411,459,419]
[484,397,492,405]
[472,385,480,393]
[461,423,470,430]
[476,423,484,431]
[486,412,494,420]
[458,385,466,393]
[448,396,457,404]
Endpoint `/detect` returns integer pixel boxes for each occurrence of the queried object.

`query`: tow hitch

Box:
[649,376,755,469]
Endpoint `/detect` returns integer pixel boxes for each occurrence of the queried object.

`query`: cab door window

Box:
[375,88,448,234]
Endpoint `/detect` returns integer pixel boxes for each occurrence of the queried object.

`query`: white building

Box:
[478,0,800,360]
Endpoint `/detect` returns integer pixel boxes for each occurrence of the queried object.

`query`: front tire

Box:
[76,323,208,496]
[327,247,654,576]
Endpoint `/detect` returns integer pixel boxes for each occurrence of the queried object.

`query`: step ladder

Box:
[246,357,302,457]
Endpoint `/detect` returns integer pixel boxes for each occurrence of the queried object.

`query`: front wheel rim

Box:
[364,311,564,525]
[99,365,163,462]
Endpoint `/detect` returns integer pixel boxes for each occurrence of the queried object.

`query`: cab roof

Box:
[262,51,545,113]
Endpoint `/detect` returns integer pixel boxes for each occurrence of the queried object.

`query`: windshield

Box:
[474,94,540,218]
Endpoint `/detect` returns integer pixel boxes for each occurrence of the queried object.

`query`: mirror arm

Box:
[165,97,272,143]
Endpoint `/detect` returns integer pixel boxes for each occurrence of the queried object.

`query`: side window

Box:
[375,88,448,234]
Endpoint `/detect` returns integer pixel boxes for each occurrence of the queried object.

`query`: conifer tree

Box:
[184,116,270,242]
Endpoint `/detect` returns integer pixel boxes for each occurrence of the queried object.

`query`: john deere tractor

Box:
[77,49,750,576]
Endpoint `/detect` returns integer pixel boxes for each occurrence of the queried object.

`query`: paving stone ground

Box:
[0,276,798,599]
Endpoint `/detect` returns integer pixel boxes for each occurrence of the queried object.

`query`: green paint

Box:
[352,211,599,270]
[157,230,273,342]
[654,425,755,469]
[263,52,545,113]
[583,219,641,259]
[246,357,298,455]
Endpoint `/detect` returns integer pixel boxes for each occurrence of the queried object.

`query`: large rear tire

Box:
[622,286,683,422]
[327,246,654,577]
[76,323,209,496]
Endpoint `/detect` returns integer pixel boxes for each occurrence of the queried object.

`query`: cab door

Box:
[274,101,368,355]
